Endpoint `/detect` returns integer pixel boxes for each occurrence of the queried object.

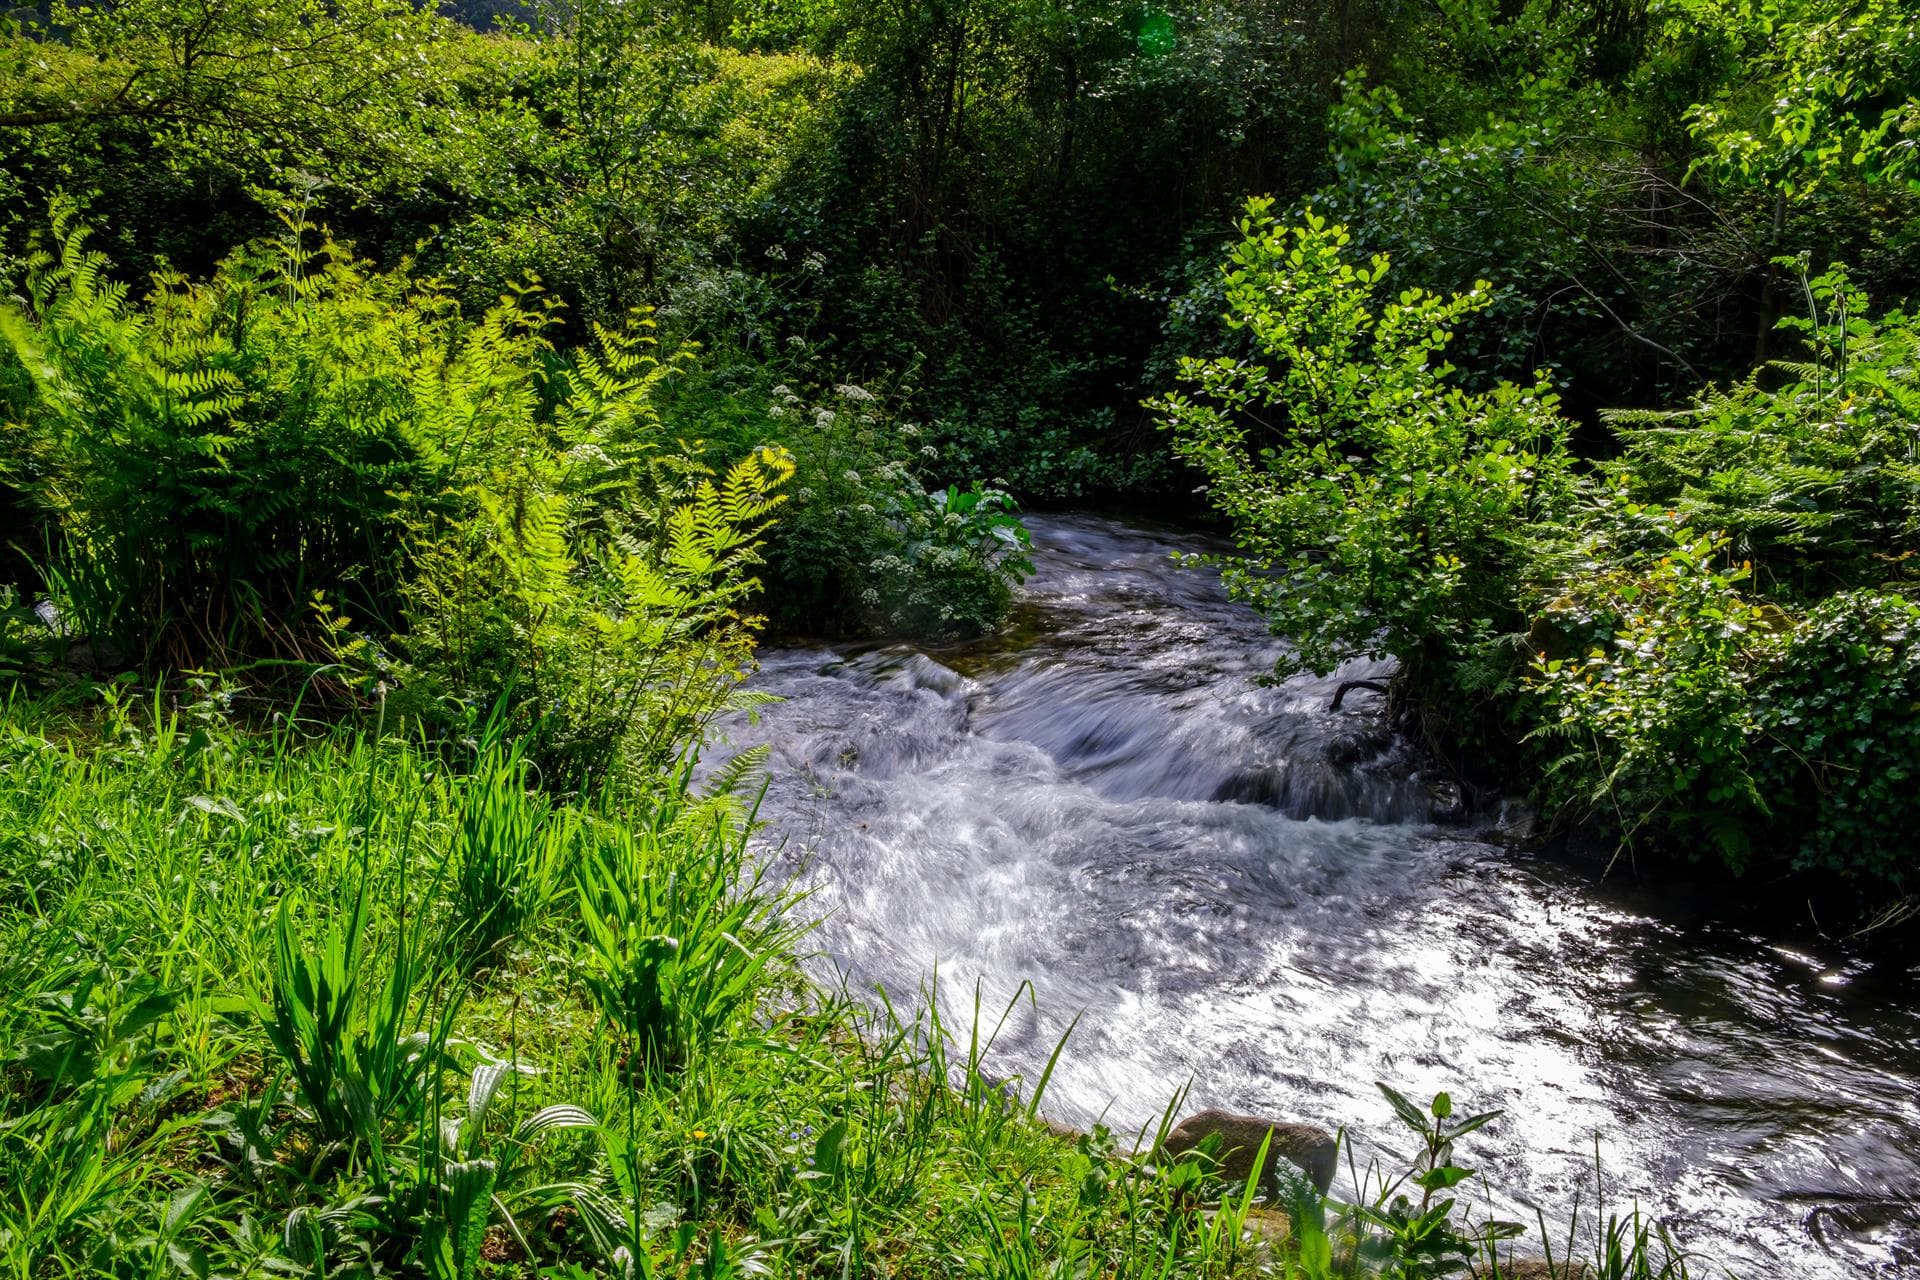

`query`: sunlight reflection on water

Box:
[708,513,1920,1278]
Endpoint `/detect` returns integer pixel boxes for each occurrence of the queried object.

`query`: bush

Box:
[689,373,1033,640]
[1151,202,1577,730]
[1754,590,1920,886]
[1529,266,1920,882]
[1,206,452,666]
[1526,514,1784,864]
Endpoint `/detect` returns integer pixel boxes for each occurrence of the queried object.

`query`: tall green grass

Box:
[0,687,1716,1278]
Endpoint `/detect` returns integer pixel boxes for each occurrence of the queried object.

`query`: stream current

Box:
[712,512,1920,1277]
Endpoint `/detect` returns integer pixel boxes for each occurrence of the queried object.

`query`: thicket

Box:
[0,206,807,788]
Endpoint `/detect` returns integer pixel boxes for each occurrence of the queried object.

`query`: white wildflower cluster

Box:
[768,383,802,421]
[802,251,827,273]
[764,243,789,261]
[834,382,876,403]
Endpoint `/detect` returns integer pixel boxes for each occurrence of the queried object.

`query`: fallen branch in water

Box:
[1329,679,1389,712]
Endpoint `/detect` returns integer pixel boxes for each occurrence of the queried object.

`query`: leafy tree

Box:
[1683,0,1920,196]
[0,0,454,188]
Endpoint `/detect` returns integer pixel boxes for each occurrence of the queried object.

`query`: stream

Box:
[711,512,1920,1277]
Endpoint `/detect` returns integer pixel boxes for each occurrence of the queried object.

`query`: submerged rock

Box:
[1158,1108,1337,1195]
[1487,798,1540,847]
[1427,777,1469,824]
[1325,724,1392,768]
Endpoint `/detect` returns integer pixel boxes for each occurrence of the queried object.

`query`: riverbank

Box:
[1,685,1705,1279]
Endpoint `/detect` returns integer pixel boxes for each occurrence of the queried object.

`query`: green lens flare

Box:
[1136,8,1175,56]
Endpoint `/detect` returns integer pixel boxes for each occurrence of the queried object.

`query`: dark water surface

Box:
[711,513,1920,1277]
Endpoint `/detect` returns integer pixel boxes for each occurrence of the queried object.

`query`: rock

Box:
[1158,1109,1337,1196]
[1210,766,1285,807]
[1427,777,1468,824]
[1472,1258,1590,1279]
[1486,798,1539,847]
[1325,725,1391,768]
[1041,1114,1084,1142]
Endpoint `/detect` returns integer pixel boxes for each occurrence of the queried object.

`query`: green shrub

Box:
[1754,590,1920,885]
[1597,265,1920,605]
[1151,202,1577,725]
[372,354,795,788]
[1,206,452,666]
[864,480,1033,639]
[1526,515,1783,863]
[1529,265,1920,881]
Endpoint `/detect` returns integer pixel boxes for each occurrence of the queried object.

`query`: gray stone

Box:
[1158,1108,1337,1196]
[1472,1258,1590,1279]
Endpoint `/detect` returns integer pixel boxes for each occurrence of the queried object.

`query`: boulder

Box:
[1158,1108,1337,1196]
[1472,1258,1590,1279]
[1041,1114,1083,1142]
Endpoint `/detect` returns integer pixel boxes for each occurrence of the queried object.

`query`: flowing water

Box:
[712,512,1920,1277]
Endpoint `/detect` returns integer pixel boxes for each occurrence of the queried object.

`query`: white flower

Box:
[834,382,876,402]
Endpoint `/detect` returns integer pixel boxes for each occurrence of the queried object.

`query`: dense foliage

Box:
[1163,207,1919,889]
[1152,205,1575,721]
[0,209,796,787]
